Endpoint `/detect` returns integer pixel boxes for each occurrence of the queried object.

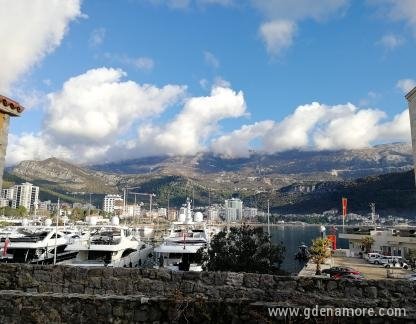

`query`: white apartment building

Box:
[11,182,39,211]
[207,207,220,221]
[125,204,141,218]
[2,188,14,200]
[243,207,258,219]
[225,198,243,222]
[103,194,124,214]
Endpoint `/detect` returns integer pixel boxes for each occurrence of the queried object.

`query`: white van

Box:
[374,255,393,265]
[367,253,382,264]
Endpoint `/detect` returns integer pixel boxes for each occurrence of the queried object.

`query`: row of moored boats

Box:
[0,200,213,271]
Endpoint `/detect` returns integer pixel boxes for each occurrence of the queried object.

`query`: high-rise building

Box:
[103,194,124,214]
[11,182,39,211]
[406,86,416,184]
[2,188,14,200]
[224,198,243,222]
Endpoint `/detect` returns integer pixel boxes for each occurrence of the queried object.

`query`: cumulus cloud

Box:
[0,0,83,94]
[6,67,186,165]
[6,70,249,165]
[89,28,106,47]
[377,33,404,50]
[134,86,247,156]
[45,67,185,144]
[212,103,410,158]
[397,79,416,94]
[211,121,274,157]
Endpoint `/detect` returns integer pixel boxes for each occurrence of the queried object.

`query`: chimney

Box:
[0,95,24,190]
[406,87,416,185]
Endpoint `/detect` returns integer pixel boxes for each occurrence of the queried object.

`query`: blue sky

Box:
[1,0,416,165]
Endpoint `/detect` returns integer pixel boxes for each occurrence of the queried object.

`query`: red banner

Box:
[342,197,347,218]
[327,234,337,250]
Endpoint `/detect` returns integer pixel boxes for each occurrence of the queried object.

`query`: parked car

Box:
[366,253,382,264]
[322,267,361,277]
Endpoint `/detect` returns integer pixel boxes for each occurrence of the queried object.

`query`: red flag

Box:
[342,197,347,218]
[2,237,10,256]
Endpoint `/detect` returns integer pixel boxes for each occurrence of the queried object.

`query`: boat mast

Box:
[267,199,270,236]
[53,198,60,265]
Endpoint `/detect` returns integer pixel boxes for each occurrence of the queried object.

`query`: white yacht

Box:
[0,227,78,264]
[64,223,153,267]
[155,198,208,271]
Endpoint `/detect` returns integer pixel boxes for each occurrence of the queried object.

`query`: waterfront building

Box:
[243,207,258,219]
[207,207,220,221]
[158,207,167,218]
[125,204,141,218]
[103,194,124,215]
[224,198,243,222]
[339,226,416,257]
[11,182,39,212]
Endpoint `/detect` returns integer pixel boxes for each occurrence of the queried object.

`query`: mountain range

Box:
[5,143,416,216]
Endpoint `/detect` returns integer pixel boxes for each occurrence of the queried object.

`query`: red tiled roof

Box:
[0,95,24,114]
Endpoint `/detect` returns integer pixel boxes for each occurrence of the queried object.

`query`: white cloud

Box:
[204,51,220,68]
[0,0,83,94]
[89,28,106,47]
[211,102,410,158]
[377,33,404,50]
[211,121,274,157]
[396,79,416,94]
[6,70,248,165]
[45,67,185,144]
[134,86,247,156]
[259,20,296,56]
[312,108,386,150]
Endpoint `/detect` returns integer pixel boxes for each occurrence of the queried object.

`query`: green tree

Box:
[16,206,28,218]
[196,225,285,274]
[310,237,332,275]
[360,236,375,253]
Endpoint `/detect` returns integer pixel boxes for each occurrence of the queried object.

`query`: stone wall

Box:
[0,264,414,322]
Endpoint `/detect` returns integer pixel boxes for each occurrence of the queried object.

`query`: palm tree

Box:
[360,236,375,253]
[310,237,332,275]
